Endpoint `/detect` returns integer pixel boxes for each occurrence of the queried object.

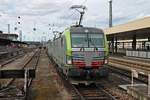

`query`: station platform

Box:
[127,85,150,100]
[28,50,70,100]
[119,84,146,91]
[110,55,150,63]
[110,54,150,100]
[118,84,150,100]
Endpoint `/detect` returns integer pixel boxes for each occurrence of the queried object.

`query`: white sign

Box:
[132,69,138,78]
[148,74,150,96]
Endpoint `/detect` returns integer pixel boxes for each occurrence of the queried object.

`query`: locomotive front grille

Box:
[72,51,105,68]
[84,52,93,67]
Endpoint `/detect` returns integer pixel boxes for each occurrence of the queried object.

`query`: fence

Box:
[126,50,150,59]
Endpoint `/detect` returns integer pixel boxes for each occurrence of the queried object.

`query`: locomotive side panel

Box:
[47,31,69,75]
[51,36,66,68]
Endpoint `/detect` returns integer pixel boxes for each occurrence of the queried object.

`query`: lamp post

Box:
[108,0,114,54]
[108,0,113,27]
[8,24,10,34]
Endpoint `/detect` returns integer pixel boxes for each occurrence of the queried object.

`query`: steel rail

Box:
[0,49,41,99]
[109,65,148,84]
[109,57,150,72]
[47,52,85,100]
[95,84,117,100]
[47,51,117,100]
[71,83,117,100]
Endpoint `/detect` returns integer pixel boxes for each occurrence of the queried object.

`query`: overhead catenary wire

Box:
[82,0,87,5]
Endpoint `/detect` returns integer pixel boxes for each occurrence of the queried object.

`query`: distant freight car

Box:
[48,26,109,84]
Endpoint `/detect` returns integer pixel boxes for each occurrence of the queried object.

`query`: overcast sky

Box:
[0,0,150,41]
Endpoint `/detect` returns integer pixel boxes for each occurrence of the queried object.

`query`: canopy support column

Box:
[115,37,118,53]
[132,35,136,50]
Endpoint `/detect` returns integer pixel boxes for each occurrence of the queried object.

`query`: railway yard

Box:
[0,35,150,100]
[0,47,150,100]
[0,1,150,100]
[1,26,150,100]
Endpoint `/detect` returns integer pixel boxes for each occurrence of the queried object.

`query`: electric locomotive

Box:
[48,25,109,84]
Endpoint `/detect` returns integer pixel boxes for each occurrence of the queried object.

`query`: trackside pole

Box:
[131,70,134,86]
[24,69,28,93]
[148,74,150,96]
[131,69,138,87]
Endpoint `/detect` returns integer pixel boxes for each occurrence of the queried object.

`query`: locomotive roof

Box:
[70,26,104,33]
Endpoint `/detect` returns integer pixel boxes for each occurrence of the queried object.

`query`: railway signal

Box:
[33,28,36,31]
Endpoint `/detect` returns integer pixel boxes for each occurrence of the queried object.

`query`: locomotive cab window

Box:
[71,32,104,48]
[88,33,104,47]
[71,33,88,47]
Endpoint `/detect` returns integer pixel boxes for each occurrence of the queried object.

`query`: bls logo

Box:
[99,52,103,56]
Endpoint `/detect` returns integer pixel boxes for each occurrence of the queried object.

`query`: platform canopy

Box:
[0,38,28,46]
[104,17,150,41]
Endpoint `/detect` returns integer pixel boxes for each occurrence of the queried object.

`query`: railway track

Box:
[109,65,148,84]
[0,48,34,68]
[109,57,150,72]
[71,83,116,100]
[0,49,41,100]
[109,57,148,84]
[48,54,117,100]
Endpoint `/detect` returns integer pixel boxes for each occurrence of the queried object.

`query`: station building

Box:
[0,32,28,49]
[104,17,150,58]
[0,32,18,41]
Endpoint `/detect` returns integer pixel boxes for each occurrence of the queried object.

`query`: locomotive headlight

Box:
[67,60,72,64]
[104,59,108,64]
[67,56,72,64]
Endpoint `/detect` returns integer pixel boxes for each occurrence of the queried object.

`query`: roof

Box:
[0,38,11,45]
[0,34,18,37]
[0,38,27,45]
[104,17,150,34]
[70,26,104,33]
[25,41,41,45]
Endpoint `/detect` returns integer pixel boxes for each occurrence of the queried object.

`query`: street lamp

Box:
[108,0,113,27]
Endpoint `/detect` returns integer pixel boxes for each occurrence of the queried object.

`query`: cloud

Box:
[0,0,72,16]
[0,0,11,5]
[59,12,79,21]
[0,0,150,41]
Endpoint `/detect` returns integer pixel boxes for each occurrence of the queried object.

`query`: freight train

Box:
[47,26,109,84]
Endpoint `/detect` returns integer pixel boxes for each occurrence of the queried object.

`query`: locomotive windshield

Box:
[71,33,104,48]
[71,33,88,47]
